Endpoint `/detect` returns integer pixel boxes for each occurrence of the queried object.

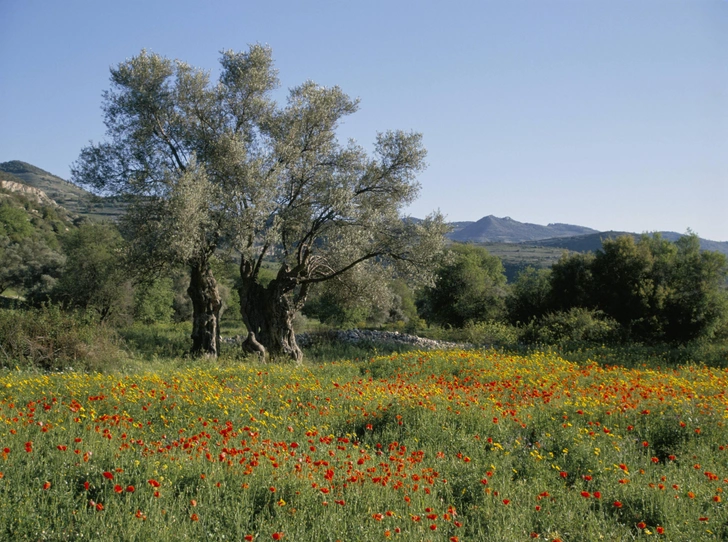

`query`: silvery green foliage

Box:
[120,162,219,272]
[73,44,446,285]
[238,80,448,291]
[72,45,279,270]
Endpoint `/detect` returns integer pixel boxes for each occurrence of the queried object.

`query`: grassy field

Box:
[0,348,727,541]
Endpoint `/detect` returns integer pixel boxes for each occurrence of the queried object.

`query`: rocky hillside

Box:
[0,179,57,207]
[0,161,125,221]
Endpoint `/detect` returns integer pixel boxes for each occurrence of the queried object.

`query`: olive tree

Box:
[72,46,277,356]
[235,83,446,361]
[74,45,447,361]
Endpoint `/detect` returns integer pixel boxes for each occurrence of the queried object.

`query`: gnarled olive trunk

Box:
[188,262,222,357]
[239,263,306,363]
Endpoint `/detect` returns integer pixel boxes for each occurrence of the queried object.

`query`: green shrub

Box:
[133,278,175,324]
[0,305,126,371]
[118,321,192,360]
[521,307,620,346]
[462,320,519,346]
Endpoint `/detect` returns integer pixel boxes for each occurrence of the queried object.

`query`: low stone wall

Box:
[222,329,470,350]
[296,329,468,350]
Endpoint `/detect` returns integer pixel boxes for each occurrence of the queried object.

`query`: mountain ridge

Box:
[448,214,598,243]
[2,160,726,256]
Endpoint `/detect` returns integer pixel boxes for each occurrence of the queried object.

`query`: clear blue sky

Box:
[1,0,726,240]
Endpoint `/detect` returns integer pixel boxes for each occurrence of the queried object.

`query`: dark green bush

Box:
[521,307,620,347]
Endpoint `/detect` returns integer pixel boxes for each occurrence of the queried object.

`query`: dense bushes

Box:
[520,307,620,346]
[507,234,728,344]
[51,222,132,322]
[0,305,126,371]
[418,244,508,327]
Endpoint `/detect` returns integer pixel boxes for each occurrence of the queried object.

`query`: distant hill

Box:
[447,221,474,234]
[448,215,598,243]
[4,160,727,261]
[0,161,125,221]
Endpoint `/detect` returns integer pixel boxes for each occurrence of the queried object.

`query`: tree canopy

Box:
[418,243,508,328]
[515,233,728,343]
[73,45,447,360]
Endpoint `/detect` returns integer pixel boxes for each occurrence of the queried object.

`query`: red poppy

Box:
[114,484,123,494]
[656,526,665,534]
[244,537,253,542]
[429,524,437,531]
[190,513,199,521]
[126,485,135,493]
[103,472,114,480]
[272,533,284,541]
[637,522,646,529]
[613,501,623,508]
[43,481,51,490]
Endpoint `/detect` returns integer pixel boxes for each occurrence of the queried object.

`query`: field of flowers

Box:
[1,349,727,541]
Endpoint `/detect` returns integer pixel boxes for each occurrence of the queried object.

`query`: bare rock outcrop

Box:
[0,180,57,207]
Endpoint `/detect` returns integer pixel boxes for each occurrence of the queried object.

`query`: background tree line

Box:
[418,234,727,346]
[2,177,727,371]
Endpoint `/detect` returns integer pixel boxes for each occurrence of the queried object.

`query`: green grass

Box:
[1,348,727,540]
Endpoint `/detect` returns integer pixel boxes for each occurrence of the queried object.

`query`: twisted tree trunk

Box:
[188,262,222,357]
[239,262,305,363]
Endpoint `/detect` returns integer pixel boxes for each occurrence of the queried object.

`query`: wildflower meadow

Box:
[1,349,727,541]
